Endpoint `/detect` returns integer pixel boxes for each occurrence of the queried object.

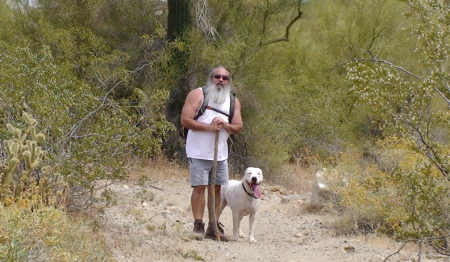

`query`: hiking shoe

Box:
[193,220,205,240]
[204,222,229,242]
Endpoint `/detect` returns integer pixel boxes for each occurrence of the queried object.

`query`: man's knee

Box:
[193,185,207,194]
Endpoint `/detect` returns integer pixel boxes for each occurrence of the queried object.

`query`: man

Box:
[181,66,243,241]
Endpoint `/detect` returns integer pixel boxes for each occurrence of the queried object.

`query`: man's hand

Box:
[210,117,225,131]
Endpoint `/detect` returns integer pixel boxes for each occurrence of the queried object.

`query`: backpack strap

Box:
[205,105,230,117]
[193,86,208,120]
[195,86,236,123]
[229,93,235,123]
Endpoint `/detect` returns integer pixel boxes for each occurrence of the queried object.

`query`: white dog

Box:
[220,167,263,243]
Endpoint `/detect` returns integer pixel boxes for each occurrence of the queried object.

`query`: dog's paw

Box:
[249,238,257,243]
[239,230,246,238]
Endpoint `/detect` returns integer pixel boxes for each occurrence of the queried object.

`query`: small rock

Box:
[343,246,356,253]
[280,193,311,203]
[268,185,282,192]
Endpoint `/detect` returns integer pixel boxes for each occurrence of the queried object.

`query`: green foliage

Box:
[0,2,174,208]
[341,0,450,246]
[177,249,205,261]
[168,0,312,171]
[346,62,434,135]
[345,0,450,183]
[0,1,16,42]
[223,0,416,171]
[0,206,107,261]
[150,0,419,174]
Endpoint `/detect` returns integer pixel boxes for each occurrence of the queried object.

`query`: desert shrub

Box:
[0,112,66,210]
[0,23,173,209]
[341,3,450,252]
[327,137,450,241]
[0,206,107,261]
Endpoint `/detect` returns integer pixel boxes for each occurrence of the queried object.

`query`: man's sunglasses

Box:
[213,75,230,81]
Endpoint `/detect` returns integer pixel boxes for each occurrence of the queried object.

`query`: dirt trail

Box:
[98,166,446,262]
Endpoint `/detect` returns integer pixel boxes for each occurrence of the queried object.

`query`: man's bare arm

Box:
[223,97,243,135]
[181,89,221,132]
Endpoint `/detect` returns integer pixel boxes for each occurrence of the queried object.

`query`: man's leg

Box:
[192,185,207,220]
[191,185,207,240]
[189,158,211,240]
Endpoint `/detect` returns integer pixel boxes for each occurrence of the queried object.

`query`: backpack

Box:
[179,86,236,140]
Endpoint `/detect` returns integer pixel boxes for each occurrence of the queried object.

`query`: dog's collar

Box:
[242,182,257,199]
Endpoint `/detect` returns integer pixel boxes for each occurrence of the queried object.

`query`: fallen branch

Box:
[384,235,450,261]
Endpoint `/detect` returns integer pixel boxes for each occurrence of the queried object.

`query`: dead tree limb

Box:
[384,235,450,261]
[259,4,303,46]
[383,239,417,262]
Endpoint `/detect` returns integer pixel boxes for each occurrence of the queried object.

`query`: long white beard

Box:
[204,82,231,105]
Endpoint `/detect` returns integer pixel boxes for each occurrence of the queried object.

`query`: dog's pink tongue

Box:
[253,184,262,199]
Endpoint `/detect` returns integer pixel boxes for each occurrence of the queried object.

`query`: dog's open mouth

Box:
[249,181,262,199]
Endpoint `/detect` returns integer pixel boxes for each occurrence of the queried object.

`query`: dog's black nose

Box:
[252,177,257,183]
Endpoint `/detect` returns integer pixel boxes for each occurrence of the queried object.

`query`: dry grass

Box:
[267,164,315,193]
[127,157,190,183]
[0,206,108,261]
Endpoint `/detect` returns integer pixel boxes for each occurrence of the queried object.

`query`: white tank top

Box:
[186,88,231,161]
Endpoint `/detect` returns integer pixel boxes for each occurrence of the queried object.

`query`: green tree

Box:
[344,0,450,252]
[163,0,305,172]
[227,0,414,173]
[346,0,450,185]
[0,1,173,209]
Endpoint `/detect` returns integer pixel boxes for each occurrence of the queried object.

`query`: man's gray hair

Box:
[208,66,232,80]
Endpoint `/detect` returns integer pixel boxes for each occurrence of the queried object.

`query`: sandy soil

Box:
[97,165,449,262]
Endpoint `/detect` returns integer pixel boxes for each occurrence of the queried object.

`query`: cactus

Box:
[0,112,66,209]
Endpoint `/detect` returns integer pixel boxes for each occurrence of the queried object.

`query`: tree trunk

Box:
[167,0,192,41]
[163,0,194,162]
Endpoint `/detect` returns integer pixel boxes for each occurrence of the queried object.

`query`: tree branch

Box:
[384,235,450,261]
[61,63,148,148]
[259,3,303,46]
[339,51,450,106]
[383,238,418,262]
[397,117,450,181]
